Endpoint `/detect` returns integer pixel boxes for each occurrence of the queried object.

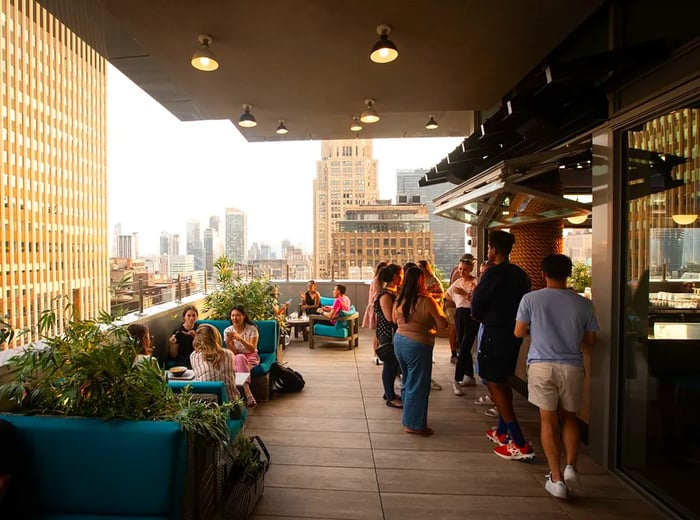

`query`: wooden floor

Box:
[244,328,665,520]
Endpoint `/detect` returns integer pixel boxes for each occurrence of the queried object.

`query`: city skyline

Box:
[107,65,463,256]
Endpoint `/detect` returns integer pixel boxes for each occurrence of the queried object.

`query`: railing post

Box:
[176,274,182,303]
[137,279,145,315]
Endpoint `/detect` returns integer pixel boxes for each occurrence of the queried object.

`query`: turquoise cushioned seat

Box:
[319,296,335,307]
[312,308,356,338]
[0,414,186,520]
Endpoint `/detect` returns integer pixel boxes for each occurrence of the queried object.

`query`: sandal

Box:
[246,395,257,408]
[430,379,442,390]
[405,426,434,435]
[386,398,403,409]
[474,395,494,406]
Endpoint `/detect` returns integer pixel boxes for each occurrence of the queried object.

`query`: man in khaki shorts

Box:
[514,254,598,499]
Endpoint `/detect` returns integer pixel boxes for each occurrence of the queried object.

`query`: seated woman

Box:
[271,285,291,317]
[223,306,260,408]
[126,323,155,364]
[299,280,321,314]
[168,305,199,369]
[190,323,239,402]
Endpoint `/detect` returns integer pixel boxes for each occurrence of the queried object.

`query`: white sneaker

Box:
[563,465,584,497]
[545,474,567,499]
[460,375,476,387]
[373,356,383,365]
[452,382,464,396]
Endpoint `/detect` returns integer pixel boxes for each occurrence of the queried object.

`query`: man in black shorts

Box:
[471,230,533,460]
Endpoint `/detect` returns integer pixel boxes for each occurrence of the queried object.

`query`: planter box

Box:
[219,436,270,519]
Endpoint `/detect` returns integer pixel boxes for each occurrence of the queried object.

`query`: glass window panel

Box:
[620,105,700,518]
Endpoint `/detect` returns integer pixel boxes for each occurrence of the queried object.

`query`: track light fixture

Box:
[276,120,288,135]
[360,99,380,124]
[191,34,219,71]
[370,24,399,64]
[350,116,363,132]
[238,104,257,128]
[425,114,438,130]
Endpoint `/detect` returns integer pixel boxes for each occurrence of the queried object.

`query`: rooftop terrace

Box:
[245,327,663,519]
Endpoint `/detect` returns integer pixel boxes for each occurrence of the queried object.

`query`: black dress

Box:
[171,324,199,368]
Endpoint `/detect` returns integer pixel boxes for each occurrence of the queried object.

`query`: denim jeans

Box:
[378,336,400,401]
[454,307,479,381]
[394,333,433,430]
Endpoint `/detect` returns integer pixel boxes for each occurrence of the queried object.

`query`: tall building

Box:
[225,208,247,264]
[185,219,204,271]
[397,169,466,274]
[332,202,433,279]
[203,228,214,274]
[159,231,170,255]
[171,234,180,256]
[115,233,139,259]
[0,0,108,341]
[313,139,379,278]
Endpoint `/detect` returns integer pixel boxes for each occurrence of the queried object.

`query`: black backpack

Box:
[270,362,305,393]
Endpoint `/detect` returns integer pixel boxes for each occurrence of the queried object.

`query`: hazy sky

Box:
[107,65,463,256]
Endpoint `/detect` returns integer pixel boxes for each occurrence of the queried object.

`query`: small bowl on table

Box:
[169,366,188,377]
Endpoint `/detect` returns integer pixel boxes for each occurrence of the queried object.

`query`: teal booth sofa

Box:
[0,414,188,520]
[196,319,278,401]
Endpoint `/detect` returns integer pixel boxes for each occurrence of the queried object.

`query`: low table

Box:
[286,313,310,341]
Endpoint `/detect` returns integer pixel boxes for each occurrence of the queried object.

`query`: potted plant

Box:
[569,261,592,294]
[204,256,289,335]
[222,434,270,520]
[0,300,235,447]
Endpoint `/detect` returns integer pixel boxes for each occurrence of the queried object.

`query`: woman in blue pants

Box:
[392,266,448,434]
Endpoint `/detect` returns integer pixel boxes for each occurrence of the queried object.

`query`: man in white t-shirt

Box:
[515,254,598,499]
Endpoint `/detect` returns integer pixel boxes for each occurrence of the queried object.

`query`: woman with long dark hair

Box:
[168,305,199,369]
[223,305,260,407]
[392,266,448,435]
[374,263,403,409]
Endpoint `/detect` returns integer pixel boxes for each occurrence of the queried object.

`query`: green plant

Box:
[228,434,262,481]
[0,299,235,447]
[569,262,592,293]
[204,256,288,333]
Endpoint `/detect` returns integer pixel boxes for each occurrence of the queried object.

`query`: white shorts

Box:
[527,362,584,412]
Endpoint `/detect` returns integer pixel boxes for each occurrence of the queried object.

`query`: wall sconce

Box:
[425,115,438,130]
[238,104,257,128]
[191,34,219,71]
[275,120,288,135]
[350,116,363,132]
[566,214,588,225]
[360,99,380,123]
[672,214,697,225]
[369,24,398,64]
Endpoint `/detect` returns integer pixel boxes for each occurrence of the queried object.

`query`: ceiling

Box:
[38,0,605,143]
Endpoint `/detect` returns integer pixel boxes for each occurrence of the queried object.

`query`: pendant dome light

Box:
[276,120,289,135]
[370,24,399,64]
[425,114,439,130]
[672,214,698,225]
[360,99,380,124]
[238,104,257,128]
[350,116,363,132]
[566,214,588,225]
[191,34,219,71]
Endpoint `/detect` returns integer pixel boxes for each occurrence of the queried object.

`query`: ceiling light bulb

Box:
[566,214,588,225]
[238,104,257,128]
[191,34,219,71]
[672,214,697,225]
[360,99,380,124]
[370,24,399,64]
[350,116,363,132]
[425,115,438,130]
[276,120,288,135]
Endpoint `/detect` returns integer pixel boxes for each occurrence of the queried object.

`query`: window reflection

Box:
[622,106,700,518]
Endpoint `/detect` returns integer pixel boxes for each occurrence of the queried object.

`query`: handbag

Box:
[375,342,395,362]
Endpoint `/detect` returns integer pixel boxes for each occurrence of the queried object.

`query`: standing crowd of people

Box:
[364,229,598,500]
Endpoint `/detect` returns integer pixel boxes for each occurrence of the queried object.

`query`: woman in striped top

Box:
[190,324,239,403]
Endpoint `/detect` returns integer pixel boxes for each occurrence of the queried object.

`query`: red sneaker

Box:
[493,440,535,461]
[485,426,509,446]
